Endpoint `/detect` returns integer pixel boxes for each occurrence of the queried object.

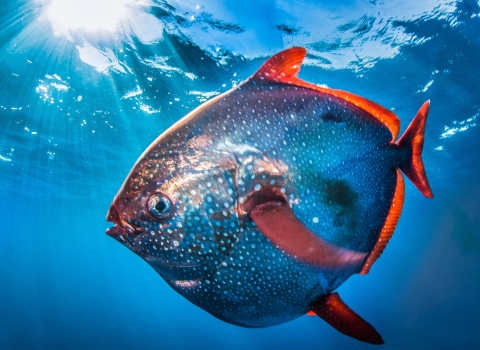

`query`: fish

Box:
[106,47,433,345]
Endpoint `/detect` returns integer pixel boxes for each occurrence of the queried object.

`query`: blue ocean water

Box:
[1,0,480,348]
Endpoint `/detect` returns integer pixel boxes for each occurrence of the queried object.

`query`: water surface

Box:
[1,1,480,349]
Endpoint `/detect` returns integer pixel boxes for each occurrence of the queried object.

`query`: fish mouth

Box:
[106,225,129,236]
[106,203,135,236]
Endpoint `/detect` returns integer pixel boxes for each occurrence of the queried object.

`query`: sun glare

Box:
[46,0,133,34]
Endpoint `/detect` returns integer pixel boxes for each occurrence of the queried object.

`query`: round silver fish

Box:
[106,47,433,344]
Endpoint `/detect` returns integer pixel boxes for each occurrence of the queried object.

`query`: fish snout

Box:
[106,204,135,236]
[106,203,120,223]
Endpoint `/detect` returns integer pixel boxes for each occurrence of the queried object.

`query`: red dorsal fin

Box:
[251,47,307,83]
[310,293,384,345]
[360,169,405,274]
[249,47,400,140]
[396,101,434,198]
[249,200,367,272]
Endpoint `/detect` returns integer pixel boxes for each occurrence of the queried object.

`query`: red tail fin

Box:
[396,101,434,198]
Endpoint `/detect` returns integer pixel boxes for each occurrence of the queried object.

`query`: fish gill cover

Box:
[1,0,480,349]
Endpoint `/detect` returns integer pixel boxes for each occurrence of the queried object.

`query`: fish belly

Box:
[163,221,341,327]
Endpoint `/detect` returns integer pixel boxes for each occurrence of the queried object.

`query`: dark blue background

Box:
[1,1,479,349]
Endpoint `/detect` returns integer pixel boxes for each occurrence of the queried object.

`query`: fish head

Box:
[106,133,241,280]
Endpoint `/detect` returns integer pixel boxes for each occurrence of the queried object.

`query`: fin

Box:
[251,47,307,84]
[249,200,367,271]
[306,311,316,316]
[396,100,434,198]
[310,293,384,345]
[249,47,400,140]
[360,169,405,274]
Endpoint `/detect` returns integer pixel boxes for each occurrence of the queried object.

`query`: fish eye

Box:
[148,193,173,219]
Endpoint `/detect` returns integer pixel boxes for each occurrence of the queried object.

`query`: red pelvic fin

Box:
[360,169,405,274]
[249,200,367,271]
[396,101,434,198]
[311,293,384,345]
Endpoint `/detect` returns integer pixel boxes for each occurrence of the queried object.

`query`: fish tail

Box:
[396,100,434,198]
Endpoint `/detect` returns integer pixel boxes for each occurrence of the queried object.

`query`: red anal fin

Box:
[249,200,367,271]
[310,293,384,345]
[249,47,400,140]
[396,101,434,198]
[360,169,405,274]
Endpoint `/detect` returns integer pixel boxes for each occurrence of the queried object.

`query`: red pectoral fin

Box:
[249,201,367,271]
[310,293,384,345]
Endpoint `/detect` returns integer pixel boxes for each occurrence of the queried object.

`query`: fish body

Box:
[106,48,433,344]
